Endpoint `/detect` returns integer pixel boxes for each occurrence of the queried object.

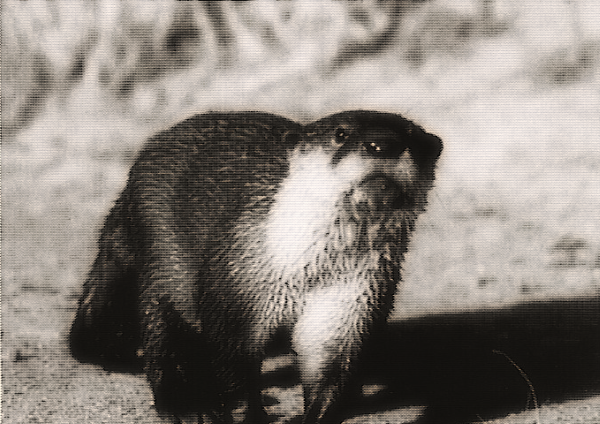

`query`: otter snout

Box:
[350,175,408,213]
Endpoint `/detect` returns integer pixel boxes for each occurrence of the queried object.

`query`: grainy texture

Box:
[3,1,600,423]
[69,111,442,423]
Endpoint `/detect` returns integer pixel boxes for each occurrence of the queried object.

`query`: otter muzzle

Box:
[350,175,408,213]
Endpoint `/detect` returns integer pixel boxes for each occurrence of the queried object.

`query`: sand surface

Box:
[3,1,600,422]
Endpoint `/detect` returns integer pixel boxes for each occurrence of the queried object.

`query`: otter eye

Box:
[363,140,405,158]
[334,128,348,145]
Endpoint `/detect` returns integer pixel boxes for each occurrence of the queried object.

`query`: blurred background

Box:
[3,1,600,423]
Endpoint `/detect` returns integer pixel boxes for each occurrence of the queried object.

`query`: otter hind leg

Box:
[140,298,231,422]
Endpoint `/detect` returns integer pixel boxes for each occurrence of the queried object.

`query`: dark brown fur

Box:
[70,111,442,423]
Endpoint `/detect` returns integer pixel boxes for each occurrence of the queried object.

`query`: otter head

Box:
[321,111,442,217]
[264,110,442,274]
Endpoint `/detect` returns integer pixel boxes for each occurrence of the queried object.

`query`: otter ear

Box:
[423,131,443,159]
[411,129,443,168]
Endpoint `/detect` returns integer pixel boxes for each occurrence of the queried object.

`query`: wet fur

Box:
[70,111,442,423]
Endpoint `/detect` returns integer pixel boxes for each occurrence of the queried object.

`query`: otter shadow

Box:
[343,295,600,423]
[71,293,600,423]
[262,296,600,423]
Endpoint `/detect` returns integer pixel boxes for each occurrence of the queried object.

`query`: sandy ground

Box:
[3,1,600,423]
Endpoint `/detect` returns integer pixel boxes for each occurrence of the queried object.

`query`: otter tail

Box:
[69,204,143,372]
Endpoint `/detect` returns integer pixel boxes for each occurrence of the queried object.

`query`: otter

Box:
[70,111,442,423]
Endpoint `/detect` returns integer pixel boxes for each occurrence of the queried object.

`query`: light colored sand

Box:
[3,1,600,422]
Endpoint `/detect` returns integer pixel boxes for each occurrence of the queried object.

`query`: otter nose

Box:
[351,176,406,212]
